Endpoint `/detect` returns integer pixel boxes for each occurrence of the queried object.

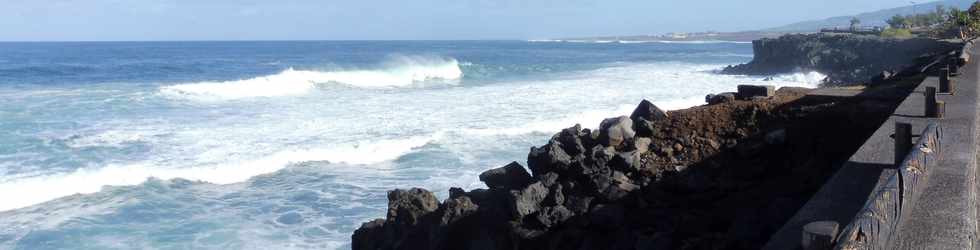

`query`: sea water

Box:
[0,41,823,249]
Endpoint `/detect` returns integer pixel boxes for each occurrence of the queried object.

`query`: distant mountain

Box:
[764,0,976,32]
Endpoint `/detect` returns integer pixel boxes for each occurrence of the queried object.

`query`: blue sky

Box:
[2,0,915,41]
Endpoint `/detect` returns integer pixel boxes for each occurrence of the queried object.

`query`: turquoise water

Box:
[0,41,823,249]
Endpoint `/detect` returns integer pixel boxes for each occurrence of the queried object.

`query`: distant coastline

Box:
[546,31,789,43]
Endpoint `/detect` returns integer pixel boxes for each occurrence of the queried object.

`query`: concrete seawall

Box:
[764,42,979,249]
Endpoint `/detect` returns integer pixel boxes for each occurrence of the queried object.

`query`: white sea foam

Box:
[160,56,463,99]
[0,62,825,213]
[0,135,435,212]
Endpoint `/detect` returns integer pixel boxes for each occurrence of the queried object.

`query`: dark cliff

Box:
[722,33,958,85]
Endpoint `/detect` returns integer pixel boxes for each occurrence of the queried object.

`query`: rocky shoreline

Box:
[351,76,920,249]
[721,33,958,86]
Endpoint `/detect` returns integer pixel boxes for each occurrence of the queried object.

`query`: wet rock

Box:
[598,116,635,147]
[479,161,533,190]
[630,100,669,122]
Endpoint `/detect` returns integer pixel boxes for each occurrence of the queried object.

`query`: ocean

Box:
[0,40,823,249]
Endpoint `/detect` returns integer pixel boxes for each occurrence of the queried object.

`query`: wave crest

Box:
[161,56,463,99]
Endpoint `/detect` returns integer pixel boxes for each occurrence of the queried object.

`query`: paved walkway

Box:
[893,45,979,249]
[764,45,980,249]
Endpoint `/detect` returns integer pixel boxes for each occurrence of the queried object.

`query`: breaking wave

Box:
[161,56,463,99]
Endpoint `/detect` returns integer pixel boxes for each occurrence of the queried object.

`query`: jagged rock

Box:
[536,205,574,228]
[598,116,635,148]
[352,219,386,250]
[539,172,560,187]
[449,187,466,199]
[601,171,639,201]
[387,188,440,227]
[630,100,668,122]
[438,196,479,226]
[610,151,641,172]
[590,145,616,172]
[544,184,565,206]
[555,125,588,156]
[721,33,959,85]
[633,137,652,155]
[633,117,656,137]
[564,195,594,215]
[706,92,736,105]
[528,142,573,176]
[479,161,533,190]
[509,182,549,219]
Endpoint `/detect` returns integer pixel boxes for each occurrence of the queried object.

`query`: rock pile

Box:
[352,85,906,249]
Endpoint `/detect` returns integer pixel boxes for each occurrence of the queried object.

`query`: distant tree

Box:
[850,17,862,30]
[888,15,908,28]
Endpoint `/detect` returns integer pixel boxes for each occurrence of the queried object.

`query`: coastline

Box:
[351,34,960,249]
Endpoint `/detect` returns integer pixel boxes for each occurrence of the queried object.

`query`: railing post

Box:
[802,221,840,250]
[936,101,946,119]
[895,122,912,166]
[949,58,960,76]
[926,87,938,118]
[939,68,953,94]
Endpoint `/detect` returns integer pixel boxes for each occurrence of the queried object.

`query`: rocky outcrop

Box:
[353,86,911,249]
[722,33,958,85]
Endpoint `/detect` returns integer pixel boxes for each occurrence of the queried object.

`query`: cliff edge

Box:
[722,33,957,85]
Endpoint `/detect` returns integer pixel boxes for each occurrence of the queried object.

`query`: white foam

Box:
[0,135,435,212]
[160,56,463,100]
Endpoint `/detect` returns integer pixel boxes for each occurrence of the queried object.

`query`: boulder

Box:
[438,196,479,226]
[706,92,736,105]
[598,116,635,147]
[633,137,652,155]
[630,100,668,122]
[536,205,575,228]
[352,219,387,250]
[601,171,639,201]
[555,125,588,156]
[508,182,549,219]
[387,188,440,227]
[737,85,775,99]
[479,162,533,190]
[528,143,573,176]
[633,118,656,137]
